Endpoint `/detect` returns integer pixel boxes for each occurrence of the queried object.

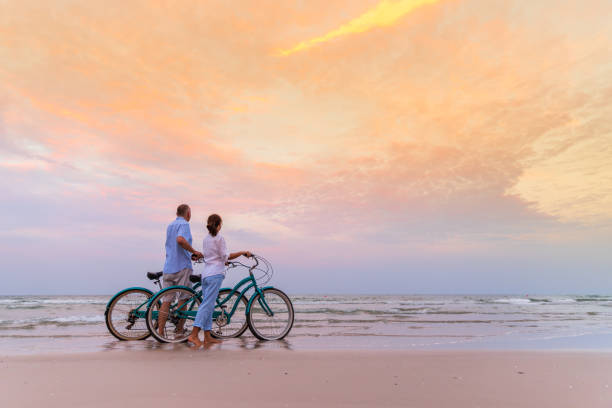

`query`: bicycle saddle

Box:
[146,271,163,280]
[189,274,201,284]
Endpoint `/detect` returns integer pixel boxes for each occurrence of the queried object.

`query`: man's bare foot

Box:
[187,334,203,348]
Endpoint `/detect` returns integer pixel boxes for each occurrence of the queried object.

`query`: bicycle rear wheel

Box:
[247,288,294,340]
[211,289,248,339]
[105,288,153,341]
[146,287,200,343]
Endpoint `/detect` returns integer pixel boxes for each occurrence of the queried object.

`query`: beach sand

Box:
[1,349,611,407]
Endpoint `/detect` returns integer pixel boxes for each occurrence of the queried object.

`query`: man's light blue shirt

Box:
[163,216,193,274]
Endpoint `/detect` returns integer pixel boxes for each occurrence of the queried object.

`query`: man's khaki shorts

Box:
[163,267,192,302]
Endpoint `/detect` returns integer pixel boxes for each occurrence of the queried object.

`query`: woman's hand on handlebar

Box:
[244,251,252,258]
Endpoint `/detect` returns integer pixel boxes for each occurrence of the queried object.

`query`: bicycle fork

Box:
[256,289,274,317]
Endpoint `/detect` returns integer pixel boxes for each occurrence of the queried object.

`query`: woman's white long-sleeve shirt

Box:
[202,233,230,278]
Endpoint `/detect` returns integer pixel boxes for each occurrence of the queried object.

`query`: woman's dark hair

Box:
[206,214,222,236]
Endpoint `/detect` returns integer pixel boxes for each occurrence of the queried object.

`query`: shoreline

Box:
[4,345,612,358]
[4,293,612,355]
[2,349,611,407]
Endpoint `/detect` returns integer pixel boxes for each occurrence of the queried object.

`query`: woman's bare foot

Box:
[204,331,222,345]
[187,334,203,348]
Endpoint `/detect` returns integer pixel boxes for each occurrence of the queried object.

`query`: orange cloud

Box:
[1,0,611,245]
[276,0,441,55]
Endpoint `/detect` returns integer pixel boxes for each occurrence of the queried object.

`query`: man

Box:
[157,204,203,337]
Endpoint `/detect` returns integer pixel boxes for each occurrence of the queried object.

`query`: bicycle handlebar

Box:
[193,253,261,271]
[228,254,259,271]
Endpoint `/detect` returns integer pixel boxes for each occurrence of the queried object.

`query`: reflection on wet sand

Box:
[100,336,294,352]
[236,336,292,350]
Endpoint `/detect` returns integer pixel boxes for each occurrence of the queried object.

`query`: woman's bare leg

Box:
[187,327,203,348]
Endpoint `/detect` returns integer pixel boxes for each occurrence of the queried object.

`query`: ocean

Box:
[2,294,612,354]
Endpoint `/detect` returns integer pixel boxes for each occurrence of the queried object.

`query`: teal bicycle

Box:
[104,269,201,340]
[145,254,294,343]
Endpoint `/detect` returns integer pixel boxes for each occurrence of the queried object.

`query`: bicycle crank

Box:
[215,313,228,327]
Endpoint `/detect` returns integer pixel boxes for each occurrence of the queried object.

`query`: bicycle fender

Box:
[104,287,153,314]
[245,286,275,315]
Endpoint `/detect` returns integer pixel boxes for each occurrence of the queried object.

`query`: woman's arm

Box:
[219,236,251,261]
[228,251,252,260]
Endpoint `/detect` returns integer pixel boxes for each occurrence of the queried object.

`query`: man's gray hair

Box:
[176,204,190,216]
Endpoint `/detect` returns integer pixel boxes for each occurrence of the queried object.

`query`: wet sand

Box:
[1,349,611,407]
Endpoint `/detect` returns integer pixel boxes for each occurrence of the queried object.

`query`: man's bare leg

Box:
[175,319,186,335]
[157,301,171,337]
[174,298,187,334]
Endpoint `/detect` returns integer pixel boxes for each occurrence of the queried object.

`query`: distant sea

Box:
[2,294,612,355]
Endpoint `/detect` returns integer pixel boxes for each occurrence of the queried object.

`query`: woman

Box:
[187,214,251,348]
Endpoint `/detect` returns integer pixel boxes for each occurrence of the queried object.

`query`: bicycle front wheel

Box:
[247,288,294,340]
[105,288,153,341]
[146,287,200,343]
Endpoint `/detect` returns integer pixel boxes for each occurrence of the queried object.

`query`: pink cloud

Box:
[1,0,610,265]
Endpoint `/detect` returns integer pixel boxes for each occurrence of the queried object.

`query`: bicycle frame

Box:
[211,259,276,319]
[160,259,275,324]
[168,275,259,322]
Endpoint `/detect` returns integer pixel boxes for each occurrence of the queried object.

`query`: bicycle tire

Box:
[105,288,153,341]
[146,286,200,343]
[247,288,294,341]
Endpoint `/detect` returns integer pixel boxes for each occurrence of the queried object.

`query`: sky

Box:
[1,0,611,295]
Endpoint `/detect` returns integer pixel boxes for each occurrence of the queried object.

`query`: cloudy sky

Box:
[1,0,611,295]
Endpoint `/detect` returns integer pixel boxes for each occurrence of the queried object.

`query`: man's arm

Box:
[177,236,203,258]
